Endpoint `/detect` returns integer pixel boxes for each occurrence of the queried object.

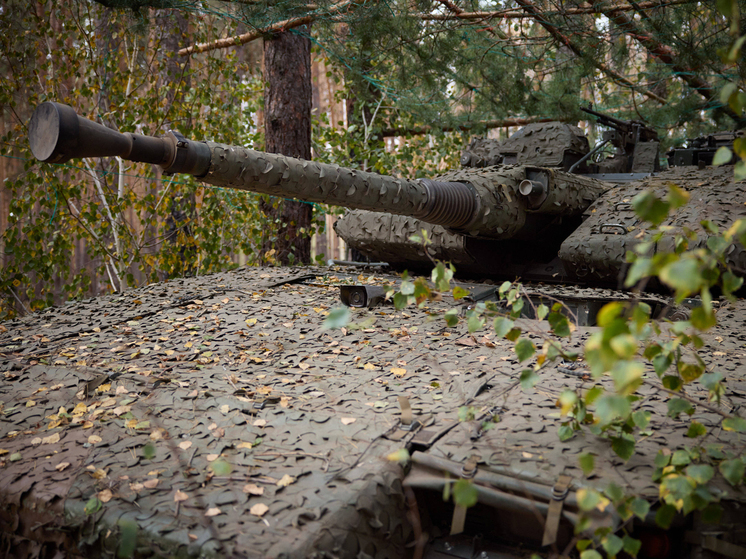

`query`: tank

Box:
[28,102,745,290]
[11,102,746,559]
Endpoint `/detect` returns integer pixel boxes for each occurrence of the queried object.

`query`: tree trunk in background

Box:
[261,28,313,265]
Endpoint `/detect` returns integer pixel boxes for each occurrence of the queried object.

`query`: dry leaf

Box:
[363,363,376,370]
[205,507,222,517]
[55,462,70,471]
[26,400,36,407]
[115,386,129,395]
[143,478,159,489]
[298,363,310,370]
[253,419,267,427]
[130,482,144,493]
[243,483,264,495]
[174,490,188,502]
[220,404,229,414]
[391,367,407,377]
[188,534,198,541]
[43,433,61,444]
[250,503,269,517]
[82,421,94,429]
[88,435,102,445]
[178,441,193,450]
[91,468,107,480]
[276,474,295,487]
[206,454,219,461]
[31,437,42,445]
[98,489,113,503]
[237,442,253,449]
[149,430,163,441]
[341,417,356,425]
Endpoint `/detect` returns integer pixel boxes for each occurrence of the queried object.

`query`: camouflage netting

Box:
[0,264,745,556]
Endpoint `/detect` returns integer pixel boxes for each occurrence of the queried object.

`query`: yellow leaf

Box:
[174,490,188,502]
[237,442,253,449]
[55,462,70,471]
[96,384,111,393]
[43,433,61,444]
[245,318,257,327]
[91,468,107,480]
[98,489,113,503]
[88,435,102,445]
[0,449,8,456]
[391,367,407,377]
[82,421,94,429]
[276,474,295,487]
[250,503,269,516]
[243,483,264,495]
[72,403,88,416]
[26,400,36,407]
[386,448,410,463]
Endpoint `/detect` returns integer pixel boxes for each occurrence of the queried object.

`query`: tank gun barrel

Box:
[29,102,608,241]
[29,102,477,230]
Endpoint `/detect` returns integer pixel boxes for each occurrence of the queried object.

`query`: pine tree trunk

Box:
[261,28,313,265]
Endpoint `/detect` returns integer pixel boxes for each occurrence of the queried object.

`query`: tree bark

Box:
[261,28,313,265]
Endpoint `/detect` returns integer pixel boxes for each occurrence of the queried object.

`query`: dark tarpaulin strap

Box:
[387,396,421,441]
[542,474,572,547]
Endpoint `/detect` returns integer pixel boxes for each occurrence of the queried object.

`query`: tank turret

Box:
[28,102,745,286]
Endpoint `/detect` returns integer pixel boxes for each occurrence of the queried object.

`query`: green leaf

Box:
[579,453,595,476]
[596,394,631,424]
[117,518,138,559]
[323,307,350,329]
[662,375,682,391]
[519,369,539,391]
[580,551,602,559]
[85,496,103,515]
[444,309,459,327]
[679,362,704,383]
[672,449,691,466]
[690,307,717,330]
[701,503,723,524]
[719,458,745,486]
[712,146,733,166]
[667,398,694,418]
[577,487,603,511]
[547,312,571,337]
[452,478,478,508]
[558,424,575,441]
[632,191,669,225]
[609,334,638,359]
[655,503,677,529]
[722,417,746,433]
[505,327,521,342]
[632,410,650,429]
[536,303,549,320]
[467,313,485,333]
[659,258,703,297]
[686,464,715,484]
[610,434,635,461]
[653,353,672,377]
[493,316,514,337]
[611,361,644,395]
[452,286,470,300]
[604,482,624,502]
[142,442,156,460]
[602,534,624,557]
[514,338,535,362]
[209,458,232,476]
[686,421,707,438]
[630,497,650,521]
[723,270,744,297]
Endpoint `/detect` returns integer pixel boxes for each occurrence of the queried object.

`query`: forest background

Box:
[0,0,744,319]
